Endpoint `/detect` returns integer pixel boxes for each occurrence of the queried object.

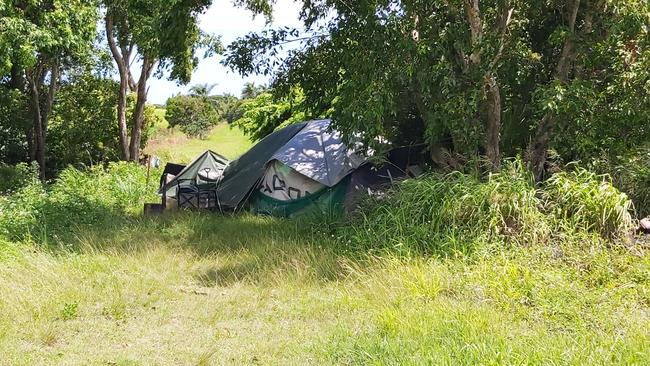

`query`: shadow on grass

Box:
[194,262,261,287]
[38,209,350,284]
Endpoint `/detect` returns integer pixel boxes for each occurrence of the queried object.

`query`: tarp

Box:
[271,119,365,187]
[251,175,350,218]
[159,150,229,198]
[158,162,186,190]
[214,122,308,210]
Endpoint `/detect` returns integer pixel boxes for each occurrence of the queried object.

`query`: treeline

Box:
[2,1,650,214]
[0,0,271,179]
[164,82,265,139]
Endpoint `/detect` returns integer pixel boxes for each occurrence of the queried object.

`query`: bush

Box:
[0,162,39,194]
[544,168,634,239]
[0,162,159,243]
[166,95,218,138]
[611,151,650,217]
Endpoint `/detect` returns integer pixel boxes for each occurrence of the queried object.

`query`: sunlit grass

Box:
[0,213,648,365]
[145,122,253,164]
[1,119,648,365]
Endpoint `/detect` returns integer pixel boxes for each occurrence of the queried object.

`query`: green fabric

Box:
[251,176,350,218]
[159,150,229,197]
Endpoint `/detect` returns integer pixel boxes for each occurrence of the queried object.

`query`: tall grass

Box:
[545,167,634,238]
[335,160,635,257]
[0,162,159,243]
[0,160,647,364]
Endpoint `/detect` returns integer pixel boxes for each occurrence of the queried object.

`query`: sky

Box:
[147,0,304,105]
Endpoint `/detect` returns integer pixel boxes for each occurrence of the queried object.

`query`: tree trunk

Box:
[9,64,34,163]
[464,0,482,64]
[485,73,501,170]
[27,69,45,180]
[27,61,59,180]
[42,61,59,146]
[106,14,131,161]
[129,57,154,161]
[529,0,581,180]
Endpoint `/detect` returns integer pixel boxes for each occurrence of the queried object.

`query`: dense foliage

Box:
[0,0,274,178]
[0,163,159,243]
[332,160,634,257]
[225,1,650,176]
[166,94,219,138]
[233,88,311,141]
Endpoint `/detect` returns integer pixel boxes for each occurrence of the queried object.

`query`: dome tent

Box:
[214,119,365,216]
[249,119,365,217]
[159,150,229,199]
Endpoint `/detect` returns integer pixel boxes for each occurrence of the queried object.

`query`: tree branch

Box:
[488,6,514,72]
[464,0,482,64]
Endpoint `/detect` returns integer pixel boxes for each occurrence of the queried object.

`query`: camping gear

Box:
[216,119,365,216]
[158,150,228,210]
[159,150,229,198]
[159,162,186,189]
[159,119,425,216]
[212,122,308,209]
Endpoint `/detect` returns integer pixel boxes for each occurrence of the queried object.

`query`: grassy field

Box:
[1,214,648,365]
[144,110,252,163]
[1,119,649,365]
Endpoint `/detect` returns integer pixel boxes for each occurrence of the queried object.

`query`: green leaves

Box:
[232,87,309,141]
[166,94,219,138]
[0,0,97,73]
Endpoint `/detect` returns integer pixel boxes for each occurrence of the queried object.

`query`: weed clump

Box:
[339,160,547,256]
[545,168,633,239]
[338,160,635,256]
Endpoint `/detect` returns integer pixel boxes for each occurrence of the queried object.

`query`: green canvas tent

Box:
[159,150,229,198]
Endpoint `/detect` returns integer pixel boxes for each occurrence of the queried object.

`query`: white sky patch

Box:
[146,0,304,105]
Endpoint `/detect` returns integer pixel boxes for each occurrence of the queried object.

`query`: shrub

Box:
[544,168,634,239]
[334,160,635,256]
[611,151,650,217]
[0,162,39,194]
[166,95,218,138]
[0,163,159,243]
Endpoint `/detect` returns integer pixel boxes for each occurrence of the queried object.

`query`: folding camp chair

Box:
[196,167,222,210]
[176,179,201,209]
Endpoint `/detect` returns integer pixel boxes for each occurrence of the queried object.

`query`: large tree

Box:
[1,0,97,179]
[103,0,274,161]
[226,1,527,169]
[225,0,650,176]
[104,0,212,160]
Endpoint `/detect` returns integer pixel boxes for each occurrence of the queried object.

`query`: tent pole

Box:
[162,174,167,209]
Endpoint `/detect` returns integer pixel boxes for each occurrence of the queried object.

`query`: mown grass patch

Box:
[145,123,252,163]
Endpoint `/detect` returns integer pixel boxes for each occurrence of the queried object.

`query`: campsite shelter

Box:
[160,150,229,198]
[215,119,366,216]
[159,119,421,217]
